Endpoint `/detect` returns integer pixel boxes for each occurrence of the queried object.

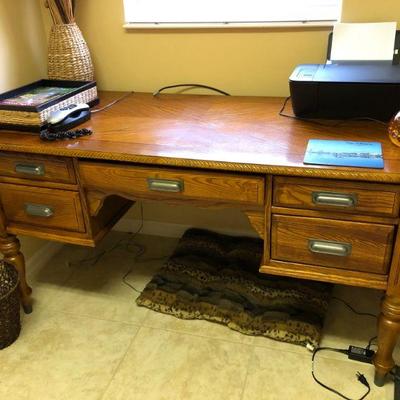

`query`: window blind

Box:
[123,0,341,26]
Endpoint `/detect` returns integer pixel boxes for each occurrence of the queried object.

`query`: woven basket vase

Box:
[48,23,94,81]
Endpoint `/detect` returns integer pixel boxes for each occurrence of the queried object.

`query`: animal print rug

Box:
[136,228,332,347]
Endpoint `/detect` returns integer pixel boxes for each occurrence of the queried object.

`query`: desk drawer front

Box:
[273,177,399,217]
[79,162,265,206]
[0,184,85,232]
[0,153,75,184]
[271,215,394,274]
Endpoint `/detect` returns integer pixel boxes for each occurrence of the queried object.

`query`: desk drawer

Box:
[0,153,75,184]
[271,215,394,274]
[273,177,399,217]
[0,184,85,232]
[79,162,265,206]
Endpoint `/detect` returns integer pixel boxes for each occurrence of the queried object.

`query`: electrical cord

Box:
[121,203,145,294]
[279,96,389,127]
[67,203,169,295]
[91,91,134,114]
[153,84,230,97]
[310,296,382,399]
[331,296,378,319]
[366,336,377,351]
[312,347,371,400]
[330,296,379,352]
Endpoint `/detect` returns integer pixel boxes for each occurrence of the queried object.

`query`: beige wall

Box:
[63,0,400,97]
[342,0,400,24]
[0,0,48,257]
[74,2,329,97]
[0,0,47,92]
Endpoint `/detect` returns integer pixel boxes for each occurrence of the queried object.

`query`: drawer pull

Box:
[147,178,183,193]
[312,192,357,207]
[308,240,352,257]
[24,203,54,218]
[15,163,45,176]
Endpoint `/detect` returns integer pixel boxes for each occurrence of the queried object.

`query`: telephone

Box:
[46,103,91,132]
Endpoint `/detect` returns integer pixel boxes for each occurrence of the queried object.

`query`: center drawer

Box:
[271,215,394,274]
[78,162,265,206]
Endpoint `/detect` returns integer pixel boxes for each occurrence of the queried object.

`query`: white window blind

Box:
[123,0,341,28]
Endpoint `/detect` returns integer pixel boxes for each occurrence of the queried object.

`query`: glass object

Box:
[389,111,400,147]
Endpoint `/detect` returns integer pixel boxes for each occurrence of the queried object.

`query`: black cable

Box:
[121,203,145,294]
[67,202,169,295]
[331,296,378,319]
[331,297,379,351]
[91,91,134,114]
[153,84,230,97]
[366,336,377,350]
[279,96,388,127]
[312,347,371,400]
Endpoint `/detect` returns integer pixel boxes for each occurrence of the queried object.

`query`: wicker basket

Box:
[0,86,98,129]
[48,23,94,81]
[0,260,21,350]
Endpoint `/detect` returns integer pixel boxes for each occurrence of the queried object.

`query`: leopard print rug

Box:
[136,228,332,347]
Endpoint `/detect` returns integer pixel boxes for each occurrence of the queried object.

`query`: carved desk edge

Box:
[0,146,399,183]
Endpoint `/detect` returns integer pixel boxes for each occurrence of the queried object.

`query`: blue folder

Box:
[303,140,384,169]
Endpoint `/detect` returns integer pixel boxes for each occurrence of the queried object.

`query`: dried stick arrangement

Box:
[45,0,76,24]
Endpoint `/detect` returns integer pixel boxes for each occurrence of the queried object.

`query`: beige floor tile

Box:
[242,345,393,400]
[14,232,400,400]
[251,333,311,355]
[142,307,255,345]
[102,327,253,400]
[320,286,385,362]
[31,233,177,325]
[0,311,138,400]
[26,245,86,312]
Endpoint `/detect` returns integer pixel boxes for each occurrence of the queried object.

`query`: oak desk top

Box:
[0,91,398,182]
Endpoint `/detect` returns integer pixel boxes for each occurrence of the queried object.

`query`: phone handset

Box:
[46,103,90,132]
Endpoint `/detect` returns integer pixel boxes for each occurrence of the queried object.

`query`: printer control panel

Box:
[290,65,319,82]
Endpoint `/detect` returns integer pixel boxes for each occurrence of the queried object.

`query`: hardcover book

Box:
[304,139,384,169]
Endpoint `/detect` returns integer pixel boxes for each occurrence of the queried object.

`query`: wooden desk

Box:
[1,92,399,385]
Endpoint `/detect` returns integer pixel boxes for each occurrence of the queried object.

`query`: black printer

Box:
[289,32,400,121]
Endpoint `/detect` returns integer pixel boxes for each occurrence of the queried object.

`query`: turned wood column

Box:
[0,205,32,313]
[374,296,400,386]
[374,232,400,385]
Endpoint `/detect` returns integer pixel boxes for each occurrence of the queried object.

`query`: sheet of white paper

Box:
[331,22,397,61]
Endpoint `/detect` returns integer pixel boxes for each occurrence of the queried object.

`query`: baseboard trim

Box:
[21,219,255,273]
[113,218,258,238]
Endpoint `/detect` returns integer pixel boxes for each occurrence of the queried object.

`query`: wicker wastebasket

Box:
[0,260,21,349]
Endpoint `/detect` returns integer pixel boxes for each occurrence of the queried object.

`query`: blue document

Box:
[304,140,384,169]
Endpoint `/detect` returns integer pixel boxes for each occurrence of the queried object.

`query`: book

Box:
[0,86,75,107]
[303,140,384,169]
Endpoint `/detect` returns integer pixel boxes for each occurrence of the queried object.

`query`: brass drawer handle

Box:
[308,240,352,257]
[312,192,357,207]
[24,203,54,218]
[147,178,184,193]
[15,163,45,176]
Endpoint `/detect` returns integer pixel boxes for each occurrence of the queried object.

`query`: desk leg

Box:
[373,295,400,386]
[0,234,32,314]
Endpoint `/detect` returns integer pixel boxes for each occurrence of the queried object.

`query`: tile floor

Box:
[0,231,397,400]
